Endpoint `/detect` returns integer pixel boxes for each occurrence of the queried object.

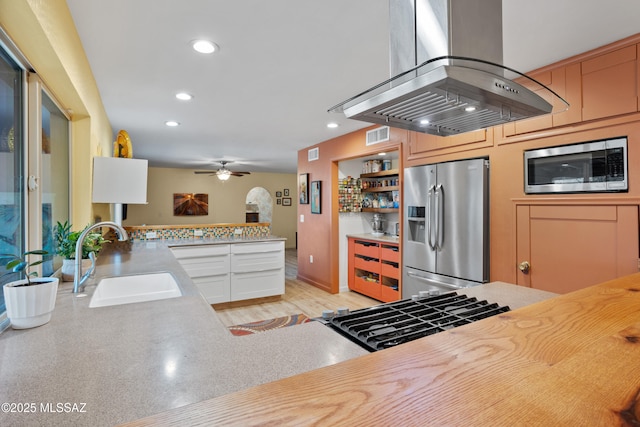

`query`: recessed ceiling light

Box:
[165,121,180,127]
[327,122,339,128]
[420,119,429,125]
[176,92,193,101]
[465,106,477,112]
[191,40,218,54]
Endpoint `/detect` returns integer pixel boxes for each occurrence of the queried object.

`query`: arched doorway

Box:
[246,187,273,223]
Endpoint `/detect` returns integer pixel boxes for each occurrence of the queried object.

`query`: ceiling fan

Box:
[194,160,251,181]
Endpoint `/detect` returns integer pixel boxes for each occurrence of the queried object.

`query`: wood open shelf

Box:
[363,186,399,193]
[360,169,399,178]
[362,208,399,213]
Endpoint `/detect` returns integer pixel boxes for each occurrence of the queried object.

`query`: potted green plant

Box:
[2,250,59,329]
[54,221,108,281]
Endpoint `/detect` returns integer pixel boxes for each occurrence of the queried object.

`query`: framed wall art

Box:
[311,181,321,214]
[276,191,282,197]
[284,189,290,196]
[277,198,282,205]
[282,197,292,206]
[299,173,309,204]
[173,193,208,216]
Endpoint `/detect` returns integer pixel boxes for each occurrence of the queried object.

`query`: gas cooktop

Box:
[324,292,510,352]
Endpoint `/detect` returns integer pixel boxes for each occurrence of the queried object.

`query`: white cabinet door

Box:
[230,269,284,301]
[192,274,231,304]
[230,241,285,300]
[171,245,231,303]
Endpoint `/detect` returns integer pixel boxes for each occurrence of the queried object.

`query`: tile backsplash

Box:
[124,224,271,241]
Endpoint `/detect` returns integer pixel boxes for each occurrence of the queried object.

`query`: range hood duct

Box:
[329,0,566,136]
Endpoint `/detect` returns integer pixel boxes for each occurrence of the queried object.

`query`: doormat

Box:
[228,314,312,336]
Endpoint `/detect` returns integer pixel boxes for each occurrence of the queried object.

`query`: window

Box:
[0,38,71,331]
[40,90,70,276]
[0,46,25,322]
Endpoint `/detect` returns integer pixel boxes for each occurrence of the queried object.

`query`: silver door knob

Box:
[518,261,530,274]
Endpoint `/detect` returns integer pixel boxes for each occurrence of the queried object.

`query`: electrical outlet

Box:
[310,255,313,263]
[194,229,203,237]
[234,228,243,235]
[145,231,157,239]
[300,214,304,223]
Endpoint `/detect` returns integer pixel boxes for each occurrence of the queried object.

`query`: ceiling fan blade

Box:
[194,171,216,174]
[230,172,247,177]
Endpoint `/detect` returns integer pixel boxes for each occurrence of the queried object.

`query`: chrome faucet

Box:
[73,221,129,293]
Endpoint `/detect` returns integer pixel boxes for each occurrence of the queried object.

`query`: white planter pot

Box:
[3,277,59,329]
[61,258,93,282]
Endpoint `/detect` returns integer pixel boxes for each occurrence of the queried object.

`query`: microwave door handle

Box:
[427,185,436,250]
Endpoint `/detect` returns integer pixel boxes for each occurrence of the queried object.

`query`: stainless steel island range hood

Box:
[329,0,566,136]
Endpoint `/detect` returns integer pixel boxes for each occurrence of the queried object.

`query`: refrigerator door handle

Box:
[434,184,443,250]
[427,185,436,249]
[406,271,466,290]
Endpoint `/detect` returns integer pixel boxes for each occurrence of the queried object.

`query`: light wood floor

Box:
[214,249,379,327]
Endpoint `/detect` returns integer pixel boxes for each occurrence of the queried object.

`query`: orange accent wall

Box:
[296,127,405,293]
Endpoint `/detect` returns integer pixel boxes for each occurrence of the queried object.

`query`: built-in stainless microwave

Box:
[524,137,628,194]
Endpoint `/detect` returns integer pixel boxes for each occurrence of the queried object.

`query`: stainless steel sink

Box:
[89,272,182,308]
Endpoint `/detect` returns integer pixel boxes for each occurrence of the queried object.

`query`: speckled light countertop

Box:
[346,233,400,244]
[0,237,557,426]
[0,238,367,426]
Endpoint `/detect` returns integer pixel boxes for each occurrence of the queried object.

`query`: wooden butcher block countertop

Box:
[123,274,640,426]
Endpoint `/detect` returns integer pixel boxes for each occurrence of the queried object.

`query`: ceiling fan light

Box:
[217,169,231,181]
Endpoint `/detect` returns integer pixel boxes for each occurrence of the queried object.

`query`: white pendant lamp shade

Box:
[92,157,148,204]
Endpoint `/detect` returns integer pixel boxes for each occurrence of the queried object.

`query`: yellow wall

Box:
[124,167,298,248]
[0,0,112,225]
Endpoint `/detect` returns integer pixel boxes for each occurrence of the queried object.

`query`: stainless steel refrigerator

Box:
[403,157,489,298]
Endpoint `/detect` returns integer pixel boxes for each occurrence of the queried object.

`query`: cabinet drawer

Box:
[179,255,229,278]
[381,261,399,279]
[171,244,230,259]
[231,268,284,301]
[354,256,379,273]
[380,285,400,303]
[353,240,380,258]
[381,245,399,263]
[231,241,284,254]
[353,276,381,300]
[192,275,230,304]
[231,251,283,273]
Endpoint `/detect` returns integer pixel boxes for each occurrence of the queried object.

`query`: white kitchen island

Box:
[169,239,285,304]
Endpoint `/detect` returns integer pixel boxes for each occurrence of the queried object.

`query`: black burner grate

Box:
[329,292,510,352]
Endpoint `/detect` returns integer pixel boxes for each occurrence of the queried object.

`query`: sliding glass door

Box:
[39,88,70,276]
[0,47,25,314]
[0,39,71,329]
